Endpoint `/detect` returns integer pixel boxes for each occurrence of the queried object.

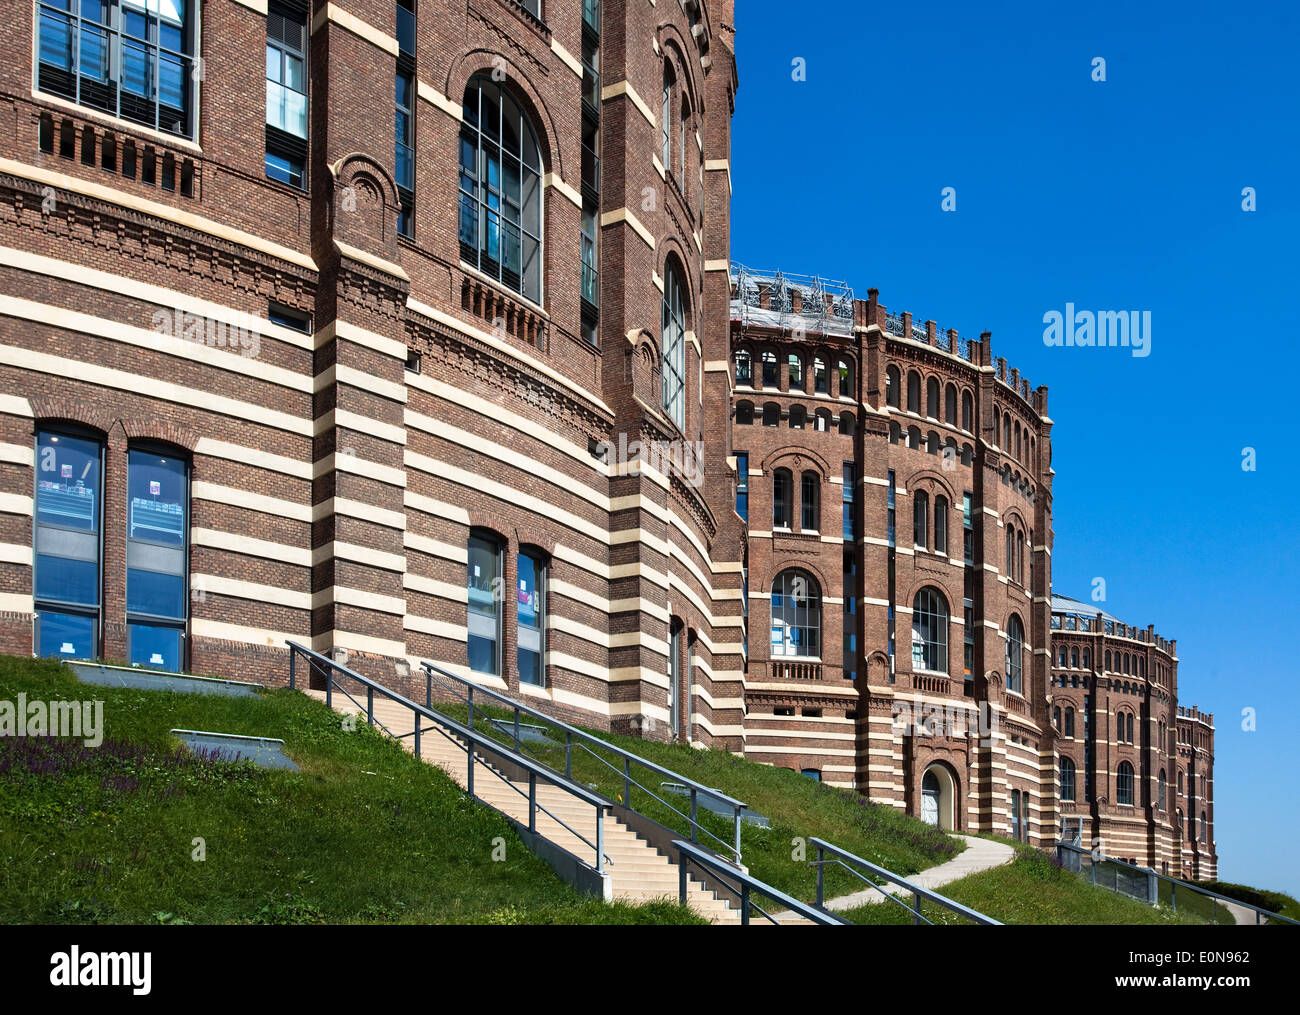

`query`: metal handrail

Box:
[1055,842,1298,925]
[806,837,1001,925]
[288,642,613,874]
[673,840,848,926]
[420,659,747,863]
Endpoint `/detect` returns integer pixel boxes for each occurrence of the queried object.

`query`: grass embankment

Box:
[843,844,1232,925]
[0,656,704,925]
[432,699,961,906]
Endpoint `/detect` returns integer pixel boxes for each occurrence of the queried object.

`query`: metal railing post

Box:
[289,649,296,690]
[913,890,922,925]
[513,708,521,752]
[734,809,742,862]
[467,736,475,799]
[425,669,431,709]
[816,846,825,908]
[596,810,605,875]
[741,883,750,926]
[565,731,572,780]
[529,772,537,833]
[689,788,698,842]
[325,662,332,710]
[467,685,474,732]
[679,855,688,905]
[623,757,630,806]
[1171,883,1176,912]
[367,686,374,726]
[414,713,421,759]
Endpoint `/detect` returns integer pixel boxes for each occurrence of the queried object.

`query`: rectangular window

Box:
[37,0,198,138]
[266,3,308,188]
[735,452,748,524]
[517,551,545,686]
[396,70,415,237]
[963,491,973,564]
[581,207,599,310]
[396,0,415,56]
[126,449,189,671]
[887,469,896,547]
[963,598,974,682]
[841,462,854,541]
[467,533,502,675]
[34,430,103,661]
[801,473,817,531]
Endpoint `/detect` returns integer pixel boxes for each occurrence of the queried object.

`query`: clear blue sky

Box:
[729,0,1300,896]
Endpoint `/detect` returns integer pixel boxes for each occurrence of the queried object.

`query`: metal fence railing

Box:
[288,642,613,875]
[1055,842,1298,925]
[419,660,749,864]
[673,840,848,926]
[808,838,1001,925]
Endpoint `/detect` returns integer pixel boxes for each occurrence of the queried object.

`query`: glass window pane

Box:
[127,568,185,619]
[128,451,186,546]
[37,433,100,532]
[35,554,99,606]
[467,535,500,675]
[36,610,96,660]
[129,621,183,671]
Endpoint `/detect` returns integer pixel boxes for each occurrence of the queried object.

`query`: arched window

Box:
[934,495,949,555]
[1105,650,1111,671]
[661,261,686,429]
[734,349,752,386]
[678,94,688,189]
[961,390,973,432]
[1158,769,1167,810]
[888,421,901,444]
[926,431,940,455]
[762,402,780,427]
[815,409,831,432]
[735,401,754,425]
[517,548,547,686]
[838,359,852,397]
[1058,646,1068,667]
[1003,412,1012,450]
[945,383,957,424]
[1006,614,1024,694]
[467,530,504,675]
[913,491,929,549]
[1117,761,1134,805]
[907,371,921,413]
[838,411,855,436]
[661,63,673,168]
[1053,705,1062,729]
[907,426,921,450]
[886,365,900,408]
[911,586,948,672]
[1200,811,1207,842]
[1070,648,1079,668]
[1127,712,1135,744]
[772,468,792,528]
[761,350,778,387]
[770,569,821,658]
[1064,706,1075,738]
[926,377,940,418]
[1060,757,1076,801]
[1005,525,1015,577]
[800,471,819,531]
[459,74,543,302]
[787,352,803,390]
[1082,649,1089,669]
[789,405,806,429]
[814,356,828,394]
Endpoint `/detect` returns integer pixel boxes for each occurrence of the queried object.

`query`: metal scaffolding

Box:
[730,263,855,338]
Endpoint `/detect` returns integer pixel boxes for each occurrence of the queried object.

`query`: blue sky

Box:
[729,0,1300,895]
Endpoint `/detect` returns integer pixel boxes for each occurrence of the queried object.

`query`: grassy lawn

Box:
[842,846,1225,925]
[1198,881,1300,924]
[0,656,705,925]
[427,698,961,907]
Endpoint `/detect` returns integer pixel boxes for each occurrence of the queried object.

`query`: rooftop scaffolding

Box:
[730,263,855,339]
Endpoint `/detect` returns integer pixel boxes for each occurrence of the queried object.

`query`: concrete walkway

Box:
[822,834,1016,911]
[1222,900,1267,926]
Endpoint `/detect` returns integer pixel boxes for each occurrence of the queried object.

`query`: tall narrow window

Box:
[770,569,821,658]
[668,619,683,737]
[1117,761,1134,806]
[814,357,828,394]
[395,70,415,236]
[580,207,599,312]
[266,2,308,188]
[963,492,973,564]
[838,359,852,398]
[913,491,929,549]
[787,352,803,391]
[1065,706,1075,737]
[735,349,752,386]
[1158,769,1167,810]
[773,468,792,529]
[841,463,854,541]
[38,0,199,138]
[761,350,778,388]
[34,430,102,660]
[886,365,900,408]
[678,95,687,189]
[735,452,748,523]
[661,261,686,429]
[1005,614,1024,694]
[907,371,921,413]
[911,586,948,672]
[1060,757,1076,801]
[800,472,819,531]
[467,532,503,675]
[517,550,546,686]
[459,75,543,302]
[126,449,189,670]
[660,65,672,169]
[934,495,948,555]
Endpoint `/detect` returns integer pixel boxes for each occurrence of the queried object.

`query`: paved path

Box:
[822,834,1016,911]
[1221,900,1267,926]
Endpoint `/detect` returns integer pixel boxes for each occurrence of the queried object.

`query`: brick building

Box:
[0,0,1215,875]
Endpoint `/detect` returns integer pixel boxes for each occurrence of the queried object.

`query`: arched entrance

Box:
[920,764,957,830]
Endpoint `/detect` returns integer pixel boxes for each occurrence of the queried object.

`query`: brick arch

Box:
[761,559,830,600]
[759,445,831,477]
[657,28,703,115]
[444,54,558,178]
[30,397,114,437]
[331,152,399,212]
[121,418,198,454]
[660,243,698,327]
[902,467,957,504]
[516,530,556,560]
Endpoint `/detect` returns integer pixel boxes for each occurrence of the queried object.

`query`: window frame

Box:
[125,444,191,672]
[516,547,547,686]
[467,530,505,677]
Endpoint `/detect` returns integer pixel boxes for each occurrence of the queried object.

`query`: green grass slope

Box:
[0,656,703,925]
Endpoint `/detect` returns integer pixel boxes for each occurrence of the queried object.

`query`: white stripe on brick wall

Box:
[312,451,407,488]
[0,442,33,466]
[192,527,311,567]
[0,492,34,517]
[404,613,467,641]
[319,541,406,573]
[0,542,30,565]
[404,531,467,564]
[192,482,311,521]
[195,439,312,480]
[313,497,406,531]
[192,574,311,609]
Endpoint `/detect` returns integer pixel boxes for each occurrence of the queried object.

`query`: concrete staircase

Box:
[304,689,800,924]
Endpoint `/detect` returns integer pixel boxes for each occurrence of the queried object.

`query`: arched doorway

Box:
[920,764,957,830]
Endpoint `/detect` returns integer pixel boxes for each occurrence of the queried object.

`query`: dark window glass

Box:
[517,551,545,686]
[467,533,502,675]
